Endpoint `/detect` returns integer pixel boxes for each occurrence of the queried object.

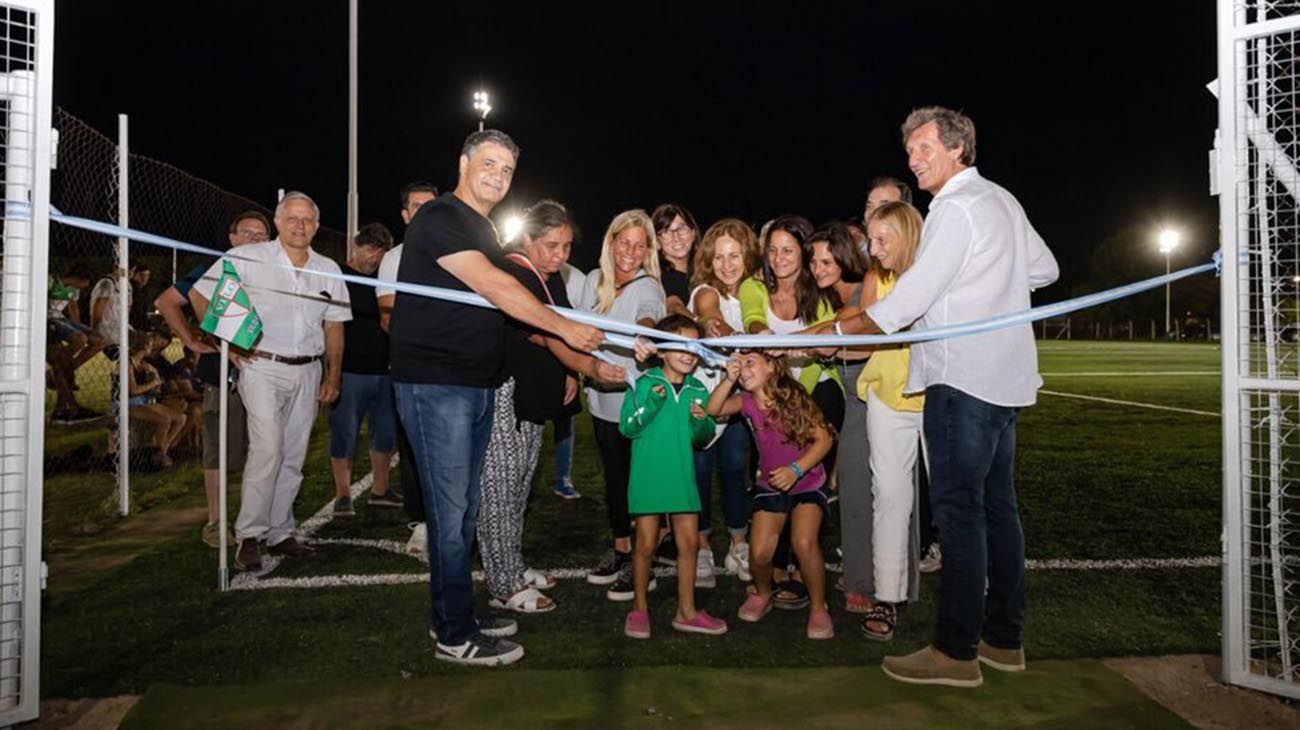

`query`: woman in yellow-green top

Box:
[854,200,926,642]
[736,214,839,609]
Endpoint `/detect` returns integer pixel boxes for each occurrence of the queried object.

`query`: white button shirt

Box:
[867,167,1059,407]
[194,239,352,357]
[375,243,402,300]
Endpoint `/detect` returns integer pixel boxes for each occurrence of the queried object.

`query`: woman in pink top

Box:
[706,351,835,639]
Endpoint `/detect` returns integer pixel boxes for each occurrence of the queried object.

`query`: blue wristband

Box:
[789,461,804,479]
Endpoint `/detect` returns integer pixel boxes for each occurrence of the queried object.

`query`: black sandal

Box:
[772,579,810,610]
[860,602,896,641]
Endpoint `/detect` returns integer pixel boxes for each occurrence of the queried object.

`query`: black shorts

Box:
[752,483,831,514]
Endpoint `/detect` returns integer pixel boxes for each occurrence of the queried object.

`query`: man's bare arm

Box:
[439,250,603,352]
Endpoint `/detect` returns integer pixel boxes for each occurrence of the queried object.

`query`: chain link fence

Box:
[45,107,345,523]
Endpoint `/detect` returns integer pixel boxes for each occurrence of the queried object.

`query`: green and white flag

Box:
[200,260,262,349]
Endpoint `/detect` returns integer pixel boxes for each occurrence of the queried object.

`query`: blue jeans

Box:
[553,416,574,485]
[693,419,750,537]
[923,384,1025,661]
[394,382,496,645]
[328,372,396,458]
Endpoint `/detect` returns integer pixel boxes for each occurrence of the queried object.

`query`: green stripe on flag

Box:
[200,260,262,349]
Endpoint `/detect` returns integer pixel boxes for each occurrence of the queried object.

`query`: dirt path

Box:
[29,697,138,729]
[1106,655,1299,729]
[44,506,209,602]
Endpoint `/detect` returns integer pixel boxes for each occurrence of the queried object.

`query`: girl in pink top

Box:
[706,351,836,639]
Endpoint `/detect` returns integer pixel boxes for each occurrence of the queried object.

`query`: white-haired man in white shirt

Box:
[830,106,1059,687]
[191,191,352,573]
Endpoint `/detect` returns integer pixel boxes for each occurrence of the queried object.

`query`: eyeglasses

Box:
[234,228,267,239]
[658,225,693,240]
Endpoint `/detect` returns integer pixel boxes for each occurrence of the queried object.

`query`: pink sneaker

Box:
[807,609,834,640]
[624,609,651,639]
[672,610,728,635]
[738,592,774,623]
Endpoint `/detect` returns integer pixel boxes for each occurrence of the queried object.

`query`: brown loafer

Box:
[267,537,315,557]
[234,538,262,572]
[882,645,983,688]
[977,640,1026,672]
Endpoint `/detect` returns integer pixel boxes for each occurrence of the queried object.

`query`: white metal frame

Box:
[0,1,53,724]
[1219,0,1300,700]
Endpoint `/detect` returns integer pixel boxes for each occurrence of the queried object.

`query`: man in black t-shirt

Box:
[329,223,401,516]
[388,130,603,667]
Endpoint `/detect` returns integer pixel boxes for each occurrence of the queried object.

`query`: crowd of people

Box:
[48,104,1059,687]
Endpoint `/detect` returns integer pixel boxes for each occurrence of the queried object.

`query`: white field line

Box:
[229,546,1222,592]
[1042,371,1218,377]
[1039,389,1220,417]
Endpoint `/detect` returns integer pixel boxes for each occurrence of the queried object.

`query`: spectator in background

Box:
[331,222,401,516]
[155,210,269,547]
[191,192,351,572]
[47,260,106,424]
[117,330,187,468]
[862,177,914,259]
[144,329,203,454]
[376,181,437,555]
[90,262,150,357]
[652,203,700,320]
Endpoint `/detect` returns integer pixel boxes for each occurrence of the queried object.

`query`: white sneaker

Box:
[725,541,752,582]
[406,522,428,558]
[919,542,942,574]
[695,548,716,589]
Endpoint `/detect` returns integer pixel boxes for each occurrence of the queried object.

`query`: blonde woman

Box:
[577,210,667,598]
[855,200,926,642]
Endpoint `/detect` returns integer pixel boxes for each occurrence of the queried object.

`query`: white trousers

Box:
[867,387,923,603]
[235,359,321,545]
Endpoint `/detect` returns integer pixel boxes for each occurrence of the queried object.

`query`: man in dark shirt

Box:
[329,223,401,516]
[389,129,603,667]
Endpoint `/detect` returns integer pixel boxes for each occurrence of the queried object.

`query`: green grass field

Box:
[41,341,1226,726]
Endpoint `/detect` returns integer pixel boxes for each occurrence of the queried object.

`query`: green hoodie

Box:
[619,366,716,515]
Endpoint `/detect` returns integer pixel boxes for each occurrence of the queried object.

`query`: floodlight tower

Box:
[473,90,492,131]
[1158,229,1182,335]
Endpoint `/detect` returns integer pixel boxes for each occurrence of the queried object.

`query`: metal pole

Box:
[346,0,358,259]
[218,340,229,591]
[1170,251,1180,335]
[117,113,130,516]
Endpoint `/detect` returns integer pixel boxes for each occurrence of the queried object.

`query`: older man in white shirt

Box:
[191,191,351,572]
[836,107,1058,687]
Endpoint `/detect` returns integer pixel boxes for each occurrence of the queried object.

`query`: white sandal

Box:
[488,586,556,614]
[522,567,557,590]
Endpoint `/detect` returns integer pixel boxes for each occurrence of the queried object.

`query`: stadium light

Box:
[1157,229,1182,335]
[502,213,523,244]
[473,90,492,132]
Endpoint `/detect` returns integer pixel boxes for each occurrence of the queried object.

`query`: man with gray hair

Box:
[829,106,1058,687]
[191,191,351,573]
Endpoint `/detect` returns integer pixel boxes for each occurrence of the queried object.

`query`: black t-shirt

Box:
[340,263,389,374]
[389,195,508,386]
[659,255,691,304]
[502,254,571,425]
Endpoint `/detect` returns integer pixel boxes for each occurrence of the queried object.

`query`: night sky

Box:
[54,1,1220,297]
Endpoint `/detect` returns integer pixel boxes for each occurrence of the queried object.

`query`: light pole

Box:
[473,90,492,131]
[1158,229,1181,336]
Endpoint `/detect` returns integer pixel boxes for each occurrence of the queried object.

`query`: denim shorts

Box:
[328,372,396,458]
[48,317,94,344]
[752,483,831,514]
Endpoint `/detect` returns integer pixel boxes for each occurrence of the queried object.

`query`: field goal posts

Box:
[1219,0,1300,701]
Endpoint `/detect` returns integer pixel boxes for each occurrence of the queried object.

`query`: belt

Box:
[252,351,322,366]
